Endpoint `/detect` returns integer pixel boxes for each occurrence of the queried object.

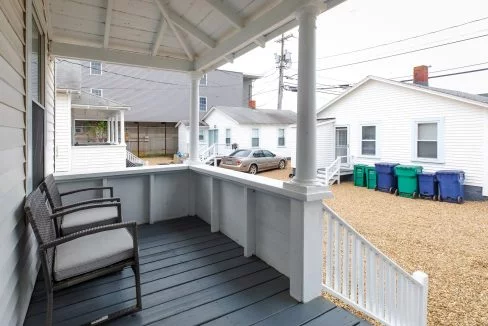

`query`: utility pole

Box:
[275,34,293,110]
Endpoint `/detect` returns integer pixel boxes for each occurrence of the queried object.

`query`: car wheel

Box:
[249,164,258,175]
[279,160,286,170]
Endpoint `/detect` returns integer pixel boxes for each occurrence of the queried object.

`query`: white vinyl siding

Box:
[317,79,488,193]
[90,61,102,75]
[71,145,126,172]
[361,125,376,156]
[55,92,72,172]
[252,128,259,147]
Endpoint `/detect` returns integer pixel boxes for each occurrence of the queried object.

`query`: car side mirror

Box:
[273,154,276,157]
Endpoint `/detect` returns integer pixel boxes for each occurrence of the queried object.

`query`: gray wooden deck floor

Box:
[24,216,369,326]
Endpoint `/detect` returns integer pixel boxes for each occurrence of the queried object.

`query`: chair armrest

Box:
[40,222,138,250]
[50,202,121,220]
[60,186,114,198]
[53,197,120,212]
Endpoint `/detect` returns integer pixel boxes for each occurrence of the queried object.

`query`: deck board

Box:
[24,216,368,326]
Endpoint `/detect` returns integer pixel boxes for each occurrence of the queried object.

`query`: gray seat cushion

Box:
[54,228,133,281]
[61,206,119,235]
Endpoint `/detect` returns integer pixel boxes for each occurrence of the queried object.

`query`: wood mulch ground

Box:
[261,168,488,325]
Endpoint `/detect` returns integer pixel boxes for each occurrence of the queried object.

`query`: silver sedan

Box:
[220,149,287,175]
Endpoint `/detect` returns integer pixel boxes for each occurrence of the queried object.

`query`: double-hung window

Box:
[199,130,205,142]
[225,129,231,146]
[278,128,285,146]
[90,61,102,75]
[199,97,207,111]
[91,88,103,97]
[251,128,260,147]
[200,74,207,86]
[361,125,376,156]
[415,122,439,160]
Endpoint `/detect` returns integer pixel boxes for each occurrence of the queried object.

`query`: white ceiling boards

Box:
[49,0,345,72]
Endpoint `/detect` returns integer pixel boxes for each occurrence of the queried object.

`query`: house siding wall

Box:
[45,57,56,175]
[0,1,40,325]
[54,92,71,172]
[71,145,126,172]
[317,80,488,195]
[203,110,294,158]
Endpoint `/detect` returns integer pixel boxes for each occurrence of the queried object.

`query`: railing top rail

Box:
[323,203,423,286]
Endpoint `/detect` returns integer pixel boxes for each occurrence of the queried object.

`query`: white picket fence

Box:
[323,204,428,326]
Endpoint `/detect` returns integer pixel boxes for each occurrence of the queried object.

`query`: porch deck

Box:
[24,216,367,326]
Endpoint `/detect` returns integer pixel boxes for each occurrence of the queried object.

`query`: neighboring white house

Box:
[177,106,297,159]
[311,74,488,199]
[54,90,131,172]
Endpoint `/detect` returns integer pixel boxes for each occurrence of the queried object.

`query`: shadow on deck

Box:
[24,216,368,326]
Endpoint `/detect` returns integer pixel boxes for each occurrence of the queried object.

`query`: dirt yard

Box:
[143,155,175,165]
[260,168,488,325]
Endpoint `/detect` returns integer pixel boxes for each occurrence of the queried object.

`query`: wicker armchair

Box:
[25,187,142,326]
[41,174,121,236]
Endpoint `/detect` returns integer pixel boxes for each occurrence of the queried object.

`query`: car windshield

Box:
[230,150,251,157]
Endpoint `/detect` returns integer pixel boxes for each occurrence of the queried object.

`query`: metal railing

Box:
[322,204,428,326]
[126,150,146,166]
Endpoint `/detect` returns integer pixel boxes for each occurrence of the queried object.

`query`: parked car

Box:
[220,149,287,174]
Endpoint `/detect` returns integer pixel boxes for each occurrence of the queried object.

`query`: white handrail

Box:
[126,150,146,165]
[199,143,233,163]
[322,204,428,326]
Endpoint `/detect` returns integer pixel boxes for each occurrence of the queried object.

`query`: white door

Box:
[335,127,349,163]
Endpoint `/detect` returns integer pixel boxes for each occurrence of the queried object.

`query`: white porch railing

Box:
[199,143,233,164]
[126,150,146,166]
[323,204,428,326]
[318,155,352,186]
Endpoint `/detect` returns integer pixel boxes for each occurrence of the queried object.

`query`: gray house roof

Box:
[204,106,297,125]
[71,90,130,110]
[412,84,488,105]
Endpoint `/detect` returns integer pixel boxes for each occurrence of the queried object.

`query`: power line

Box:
[390,61,488,80]
[316,33,488,71]
[317,16,488,60]
[399,67,488,82]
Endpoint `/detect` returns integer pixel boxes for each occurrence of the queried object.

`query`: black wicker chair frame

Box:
[24,188,142,326]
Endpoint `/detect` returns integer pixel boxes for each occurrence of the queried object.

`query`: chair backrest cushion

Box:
[42,174,62,210]
[25,187,56,276]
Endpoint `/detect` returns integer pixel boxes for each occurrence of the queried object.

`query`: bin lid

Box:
[435,170,465,175]
[395,165,423,170]
[375,162,399,167]
[419,172,435,176]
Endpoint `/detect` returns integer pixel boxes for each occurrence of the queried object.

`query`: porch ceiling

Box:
[47,0,345,72]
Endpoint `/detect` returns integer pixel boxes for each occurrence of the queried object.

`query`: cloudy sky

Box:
[222,0,488,112]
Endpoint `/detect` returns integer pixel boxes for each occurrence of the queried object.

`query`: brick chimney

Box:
[413,65,429,86]
[248,99,256,109]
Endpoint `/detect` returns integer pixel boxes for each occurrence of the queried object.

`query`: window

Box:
[199,97,207,111]
[230,149,251,157]
[199,130,205,142]
[90,61,102,75]
[253,150,264,158]
[91,88,103,97]
[416,122,438,159]
[200,74,207,86]
[361,125,376,156]
[225,129,231,146]
[263,150,275,157]
[278,128,285,146]
[251,128,259,147]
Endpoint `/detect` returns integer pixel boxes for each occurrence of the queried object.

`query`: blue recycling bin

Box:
[374,163,399,193]
[436,170,465,204]
[418,173,438,200]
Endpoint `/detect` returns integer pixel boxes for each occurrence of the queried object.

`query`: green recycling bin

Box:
[394,165,423,198]
[353,164,368,187]
[365,166,377,190]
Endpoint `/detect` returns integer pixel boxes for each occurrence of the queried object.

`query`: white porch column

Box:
[189,72,203,163]
[284,2,331,304]
[110,117,115,144]
[291,3,320,187]
[107,118,112,143]
[114,113,119,144]
[120,111,126,145]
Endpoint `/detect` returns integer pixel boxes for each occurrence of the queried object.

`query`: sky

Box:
[221,0,488,112]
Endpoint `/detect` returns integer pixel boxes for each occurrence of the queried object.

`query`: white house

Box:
[54,90,131,172]
[177,106,297,160]
[312,72,488,199]
[175,120,210,155]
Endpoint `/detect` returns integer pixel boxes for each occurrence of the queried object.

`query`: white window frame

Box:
[91,88,103,97]
[200,73,207,86]
[359,124,379,158]
[251,128,260,147]
[199,96,207,111]
[225,128,231,146]
[277,128,285,147]
[90,61,102,75]
[412,118,445,163]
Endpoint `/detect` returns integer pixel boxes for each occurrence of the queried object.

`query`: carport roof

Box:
[203,106,297,124]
